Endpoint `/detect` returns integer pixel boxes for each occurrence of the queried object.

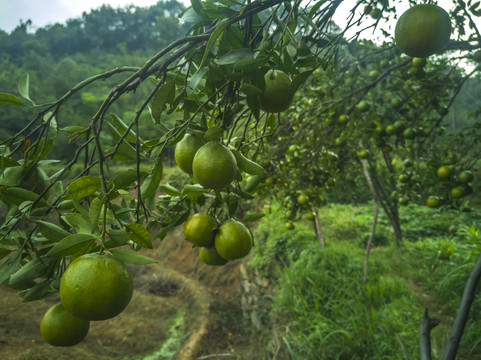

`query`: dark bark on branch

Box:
[442,251,481,360]
[420,309,440,360]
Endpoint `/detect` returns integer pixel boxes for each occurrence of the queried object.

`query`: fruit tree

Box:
[0,0,481,358]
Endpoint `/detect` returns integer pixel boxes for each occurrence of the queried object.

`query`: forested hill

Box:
[0,0,186,153]
[0,0,186,64]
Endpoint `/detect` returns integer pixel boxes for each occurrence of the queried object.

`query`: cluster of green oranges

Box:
[175,133,255,265]
[175,135,238,190]
[183,213,253,265]
[40,253,133,347]
[426,167,474,208]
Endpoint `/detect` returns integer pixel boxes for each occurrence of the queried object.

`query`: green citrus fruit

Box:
[335,137,345,146]
[214,219,253,260]
[357,150,370,159]
[369,70,379,77]
[199,246,228,266]
[458,170,474,183]
[393,120,405,133]
[395,4,451,57]
[285,221,295,230]
[297,194,308,205]
[183,213,217,247]
[437,165,451,179]
[40,303,90,347]
[426,196,440,208]
[398,174,410,183]
[260,70,292,113]
[412,57,427,67]
[450,187,464,199]
[403,127,416,139]
[60,253,133,321]
[192,141,237,189]
[370,8,381,19]
[385,124,396,135]
[338,114,348,124]
[174,134,204,174]
[390,97,403,109]
[306,212,316,221]
[356,100,370,112]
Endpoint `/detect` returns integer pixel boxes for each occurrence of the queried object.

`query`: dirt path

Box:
[0,227,248,360]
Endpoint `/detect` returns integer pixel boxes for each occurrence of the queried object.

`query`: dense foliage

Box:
[1,0,481,358]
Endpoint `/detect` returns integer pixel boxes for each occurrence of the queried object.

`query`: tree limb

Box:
[420,308,439,360]
[442,251,481,360]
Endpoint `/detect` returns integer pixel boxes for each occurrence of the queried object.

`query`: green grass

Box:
[248,202,481,360]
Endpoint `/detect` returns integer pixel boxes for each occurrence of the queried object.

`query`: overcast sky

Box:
[0,0,468,41]
[0,0,190,33]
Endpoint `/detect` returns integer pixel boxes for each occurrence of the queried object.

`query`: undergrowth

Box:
[248,202,481,360]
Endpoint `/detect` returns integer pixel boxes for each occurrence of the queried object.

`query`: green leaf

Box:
[0,93,24,106]
[0,250,22,284]
[247,94,260,121]
[231,149,265,175]
[67,176,101,199]
[0,248,12,261]
[126,223,153,249]
[46,233,96,257]
[107,121,137,161]
[61,126,86,137]
[191,0,205,15]
[89,197,104,234]
[154,226,170,241]
[204,126,224,141]
[70,197,90,218]
[181,184,208,200]
[217,48,254,65]
[18,280,56,302]
[35,220,71,242]
[62,213,92,234]
[9,257,56,286]
[187,67,208,95]
[266,113,276,134]
[160,183,181,196]
[110,114,141,144]
[151,80,176,123]
[200,21,231,68]
[0,156,19,169]
[202,4,236,19]
[242,212,265,222]
[0,166,22,186]
[140,156,163,206]
[289,69,314,99]
[110,248,157,265]
[0,187,47,206]
[18,73,34,105]
[26,138,53,161]
[113,169,138,189]
[106,229,130,247]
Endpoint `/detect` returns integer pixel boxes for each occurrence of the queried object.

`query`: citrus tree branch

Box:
[442,250,481,360]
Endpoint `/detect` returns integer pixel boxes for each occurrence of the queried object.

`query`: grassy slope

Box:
[247,202,481,360]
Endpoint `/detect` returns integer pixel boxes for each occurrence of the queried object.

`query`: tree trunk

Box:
[311,206,325,248]
[359,157,381,284]
[363,202,379,285]
[420,309,439,360]
[388,207,403,246]
[442,250,481,360]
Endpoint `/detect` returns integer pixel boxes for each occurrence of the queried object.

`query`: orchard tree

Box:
[0,0,481,358]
